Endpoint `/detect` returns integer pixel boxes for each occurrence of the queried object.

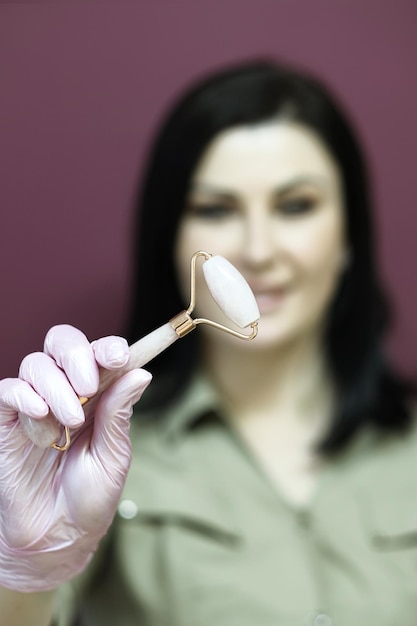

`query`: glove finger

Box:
[0,379,58,447]
[19,352,85,428]
[0,378,48,420]
[92,336,130,370]
[44,324,99,398]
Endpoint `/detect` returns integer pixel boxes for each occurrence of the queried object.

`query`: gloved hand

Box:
[0,324,152,592]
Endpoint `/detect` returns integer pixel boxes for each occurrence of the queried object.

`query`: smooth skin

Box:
[175,121,348,506]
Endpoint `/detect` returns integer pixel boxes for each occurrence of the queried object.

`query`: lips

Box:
[251,287,288,314]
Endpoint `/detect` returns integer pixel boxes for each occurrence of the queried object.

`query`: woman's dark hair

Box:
[126,58,414,452]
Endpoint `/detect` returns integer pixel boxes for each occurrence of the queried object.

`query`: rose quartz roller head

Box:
[202,254,260,329]
[21,251,259,451]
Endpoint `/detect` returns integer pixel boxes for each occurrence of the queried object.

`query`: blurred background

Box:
[0,0,416,379]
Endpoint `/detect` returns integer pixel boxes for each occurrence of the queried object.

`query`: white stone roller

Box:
[202,256,260,328]
[21,253,259,450]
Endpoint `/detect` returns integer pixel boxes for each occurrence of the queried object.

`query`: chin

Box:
[249,317,306,350]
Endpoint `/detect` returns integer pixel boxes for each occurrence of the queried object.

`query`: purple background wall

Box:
[1,1,416,379]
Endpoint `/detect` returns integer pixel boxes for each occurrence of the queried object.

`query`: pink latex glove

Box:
[0,324,152,592]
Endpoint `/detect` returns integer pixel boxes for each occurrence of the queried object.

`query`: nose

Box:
[241,209,276,268]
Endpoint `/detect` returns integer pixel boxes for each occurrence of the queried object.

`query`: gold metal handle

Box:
[51,251,258,451]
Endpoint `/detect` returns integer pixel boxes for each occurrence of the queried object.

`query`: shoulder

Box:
[343,410,417,537]
[345,408,417,483]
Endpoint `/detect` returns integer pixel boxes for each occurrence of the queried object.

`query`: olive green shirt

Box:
[59,374,417,626]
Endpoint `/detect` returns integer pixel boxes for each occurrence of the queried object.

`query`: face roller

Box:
[21,251,259,451]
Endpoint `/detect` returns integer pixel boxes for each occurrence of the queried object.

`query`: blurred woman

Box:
[0,59,415,626]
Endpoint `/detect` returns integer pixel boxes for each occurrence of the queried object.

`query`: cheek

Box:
[176,222,209,260]
[290,213,346,272]
[309,248,345,303]
[176,218,241,259]
[288,217,347,310]
[304,240,345,281]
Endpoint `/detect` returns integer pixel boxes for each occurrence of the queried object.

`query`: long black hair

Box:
[126,58,414,452]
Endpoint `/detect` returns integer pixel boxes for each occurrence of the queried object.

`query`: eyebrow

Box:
[187,183,235,202]
[189,175,332,199]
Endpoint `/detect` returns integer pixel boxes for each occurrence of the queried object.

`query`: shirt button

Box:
[313,614,332,626]
[118,499,138,519]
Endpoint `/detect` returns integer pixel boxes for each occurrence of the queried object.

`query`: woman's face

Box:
[174,121,348,350]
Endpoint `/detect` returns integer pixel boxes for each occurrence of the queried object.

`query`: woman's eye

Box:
[278,196,318,215]
[186,203,234,219]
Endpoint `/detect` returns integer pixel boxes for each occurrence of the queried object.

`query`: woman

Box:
[0,60,415,626]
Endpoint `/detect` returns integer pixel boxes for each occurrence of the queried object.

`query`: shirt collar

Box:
[161,371,223,441]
